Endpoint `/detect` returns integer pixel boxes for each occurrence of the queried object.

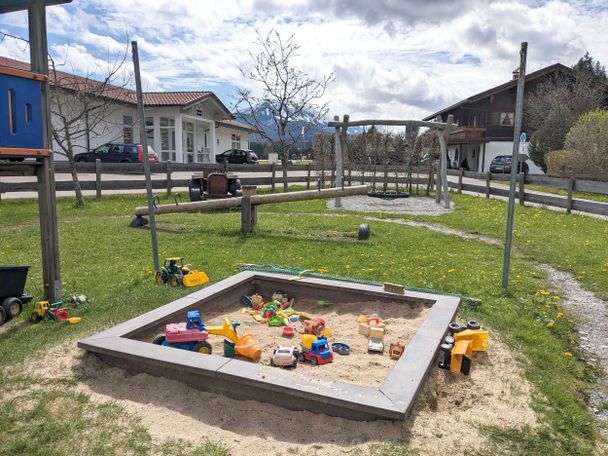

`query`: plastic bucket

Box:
[235,333,262,360]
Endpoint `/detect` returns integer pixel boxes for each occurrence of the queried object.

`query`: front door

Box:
[183,121,194,163]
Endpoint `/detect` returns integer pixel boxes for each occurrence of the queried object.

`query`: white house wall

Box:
[51,90,138,161]
[216,126,250,155]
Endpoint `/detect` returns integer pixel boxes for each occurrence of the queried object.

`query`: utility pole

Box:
[502,42,528,290]
[132,41,160,272]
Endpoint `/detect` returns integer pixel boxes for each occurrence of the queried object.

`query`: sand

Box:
[144,298,430,388]
[8,326,538,455]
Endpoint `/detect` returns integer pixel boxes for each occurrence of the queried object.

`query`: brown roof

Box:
[217,119,259,132]
[0,56,223,110]
[423,63,571,121]
[142,91,212,106]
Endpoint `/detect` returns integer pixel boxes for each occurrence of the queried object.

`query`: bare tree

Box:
[312,132,333,187]
[49,51,130,206]
[235,29,334,191]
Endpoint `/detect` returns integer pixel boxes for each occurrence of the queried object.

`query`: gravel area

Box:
[538,264,608,422]
[328,195,453,216]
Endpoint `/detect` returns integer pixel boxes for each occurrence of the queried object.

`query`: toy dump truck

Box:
[155,257,209,288]
[0,265,32,326]
[300,335,333,365]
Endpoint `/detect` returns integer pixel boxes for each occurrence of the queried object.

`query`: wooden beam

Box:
[135,185,368,217]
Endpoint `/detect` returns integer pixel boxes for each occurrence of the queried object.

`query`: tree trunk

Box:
[63,127,86,207]
[282,157,288,192]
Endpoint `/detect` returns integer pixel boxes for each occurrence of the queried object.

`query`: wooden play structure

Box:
[326,115,455,209]
[0,1,71,302]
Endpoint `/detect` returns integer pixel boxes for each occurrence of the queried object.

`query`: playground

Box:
[1,189,606,454]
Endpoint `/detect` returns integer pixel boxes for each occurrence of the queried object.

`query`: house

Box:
[0,56,256,163]
[423,63,573,174]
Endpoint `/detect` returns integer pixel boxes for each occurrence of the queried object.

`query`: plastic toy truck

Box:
[300,335,333,365]
[367,326,385,353]
[153,310,213,354]
[270,346,299,368]
[153,310,262,360]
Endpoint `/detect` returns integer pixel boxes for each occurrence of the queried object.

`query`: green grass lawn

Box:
[0,190,605,455]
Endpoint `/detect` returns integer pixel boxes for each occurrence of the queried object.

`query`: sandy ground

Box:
[144,298,430,388]
[327,195,454,215]
[5,325,538,456]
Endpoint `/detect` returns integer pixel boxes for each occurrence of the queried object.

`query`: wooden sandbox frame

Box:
[78,271,459,421]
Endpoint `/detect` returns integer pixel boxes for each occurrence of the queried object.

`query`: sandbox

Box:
[78,272,459,420]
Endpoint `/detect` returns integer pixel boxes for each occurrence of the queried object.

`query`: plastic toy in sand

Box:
[300,335,333,365]
[389,340,404,360]
[303,317,332,338]
[153,310,262,360]
[439,320,489,375]
[331,342,350,355]
[241,293,311,327]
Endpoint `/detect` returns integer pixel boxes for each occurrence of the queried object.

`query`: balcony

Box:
[448,127,488,145]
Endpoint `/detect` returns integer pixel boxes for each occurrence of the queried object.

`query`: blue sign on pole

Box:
[520,132,527,143]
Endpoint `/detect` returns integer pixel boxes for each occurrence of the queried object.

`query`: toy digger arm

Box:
[206,318,239,343]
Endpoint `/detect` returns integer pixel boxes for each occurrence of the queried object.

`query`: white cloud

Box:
[1,0,606,121]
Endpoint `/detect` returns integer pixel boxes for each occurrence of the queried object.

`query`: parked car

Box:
[489,155,529,175]
[75,143,159,163]
[215,149,258,164]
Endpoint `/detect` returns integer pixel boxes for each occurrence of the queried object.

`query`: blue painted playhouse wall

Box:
[0,71,44,149]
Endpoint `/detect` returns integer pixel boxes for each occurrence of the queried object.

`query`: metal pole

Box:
[333,115,344,207]
[132,41,160,272]
[29,0,62,302]
[502,42,527,290]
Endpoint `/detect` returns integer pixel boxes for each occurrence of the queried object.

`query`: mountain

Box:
[233,105,364,152]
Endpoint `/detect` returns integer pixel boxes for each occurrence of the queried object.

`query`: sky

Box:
[1,0,607,121]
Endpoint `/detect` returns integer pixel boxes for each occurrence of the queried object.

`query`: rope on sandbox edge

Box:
[236,263,481,308]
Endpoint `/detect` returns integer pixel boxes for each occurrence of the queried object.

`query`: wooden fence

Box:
[1,160,607,216]
[446,169,608,216]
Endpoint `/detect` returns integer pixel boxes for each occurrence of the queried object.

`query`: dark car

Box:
[75,143,159,163]
[489,155,529,175]
[215,149,258,164]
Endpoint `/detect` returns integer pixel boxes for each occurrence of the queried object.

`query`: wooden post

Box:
[331,168,335,187]
[566,176,574,214]
[518,172,525,206]
[485,172,491,199]
[166,161,172,196]
[241,185,257,234]
[271,164,276,192]
[29,2,61,302]
[95,159,102,200]
[306,163,311,189]
[348,163,352,186]
[458,167,463,193]
[438,115,453,209]
[426,163,433,196]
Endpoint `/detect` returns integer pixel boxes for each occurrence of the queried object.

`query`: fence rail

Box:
[1,160,607,216]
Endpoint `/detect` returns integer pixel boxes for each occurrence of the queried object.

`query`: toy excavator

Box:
[155,257,209,288]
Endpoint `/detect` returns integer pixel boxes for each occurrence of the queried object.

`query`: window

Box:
[499,112,514,127]
[145,117,155,148]
[123,115,133,143]
[231,133,241,149]
[94,144,111,155]
[159,117,176,161]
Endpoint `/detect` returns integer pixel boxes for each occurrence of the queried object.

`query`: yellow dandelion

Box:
[564,352,573,357]
[447,268,455,273]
